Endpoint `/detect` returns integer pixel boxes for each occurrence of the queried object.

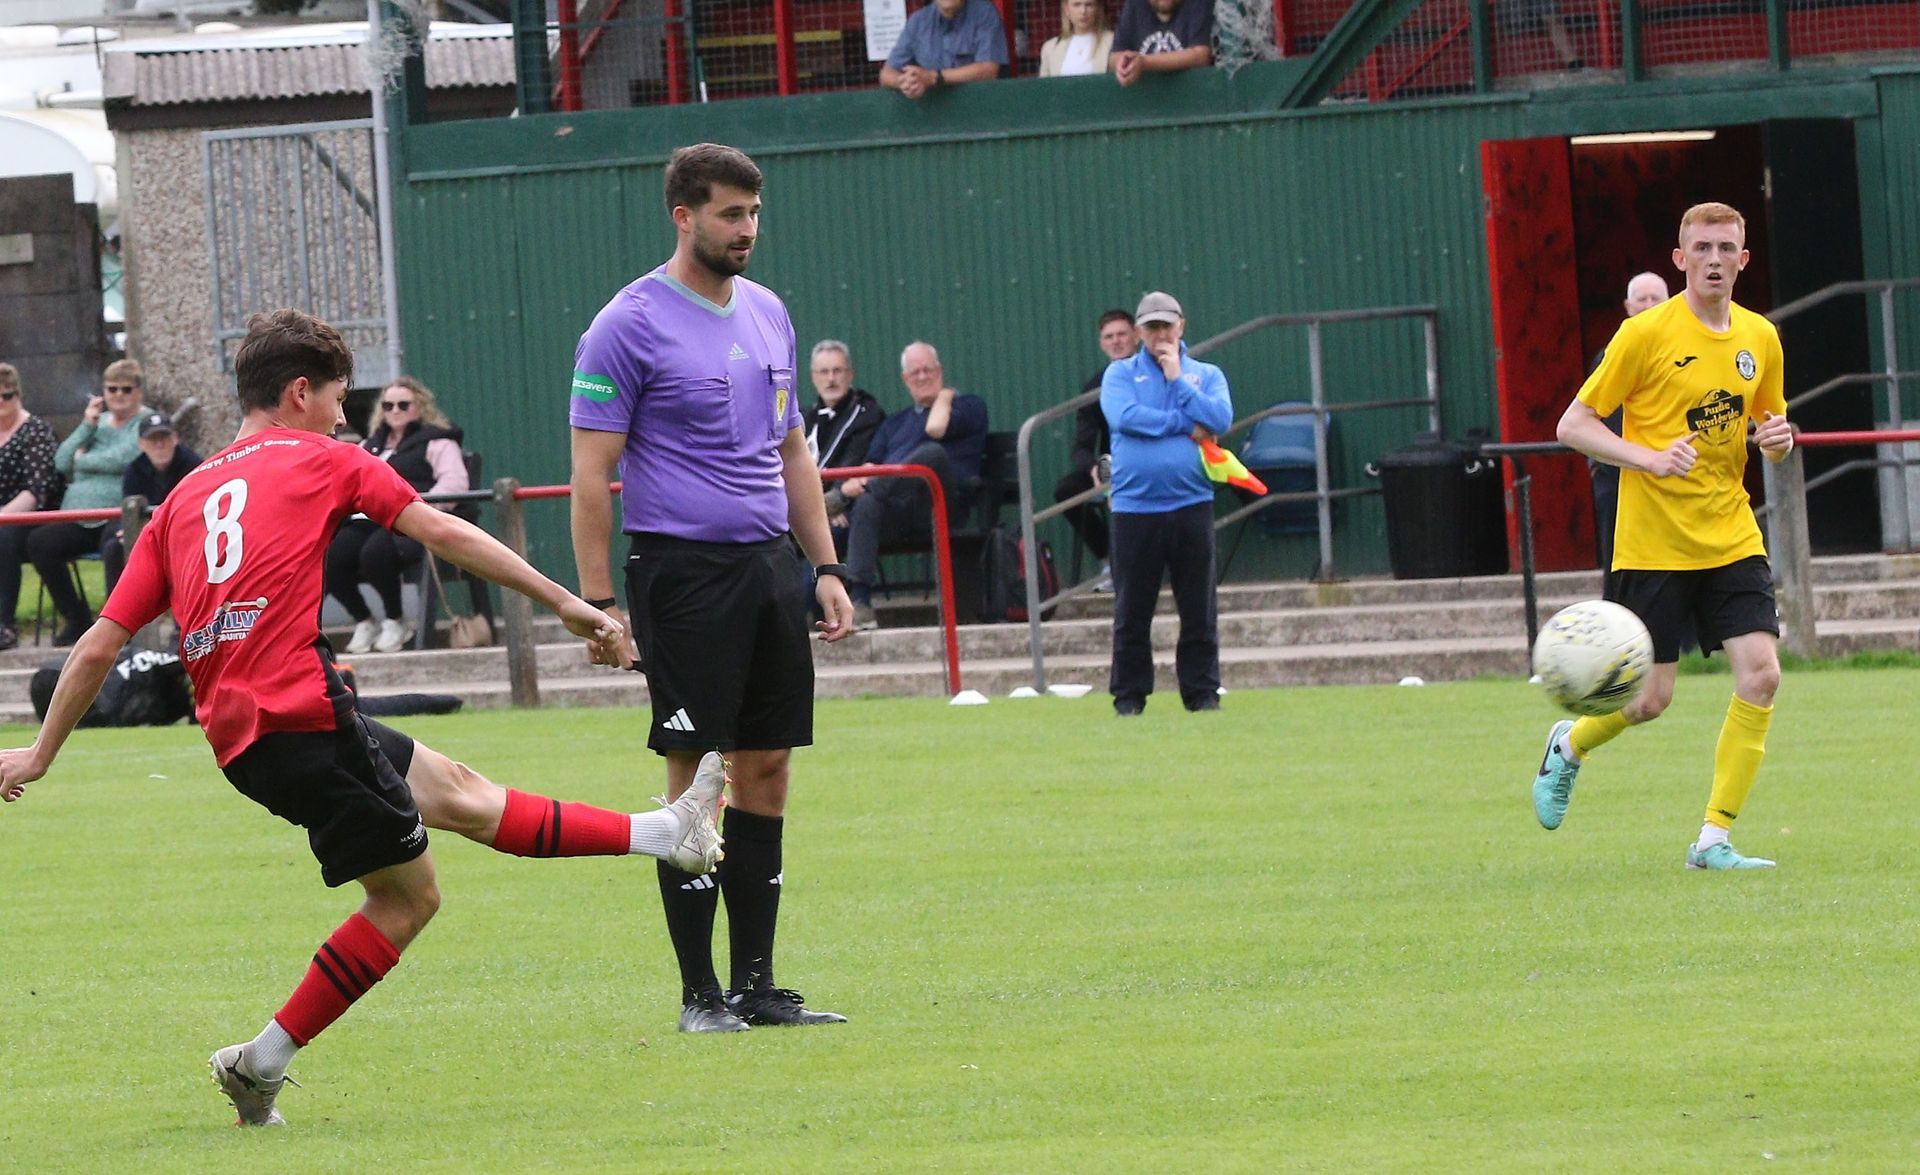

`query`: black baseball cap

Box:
[137,412,175,439]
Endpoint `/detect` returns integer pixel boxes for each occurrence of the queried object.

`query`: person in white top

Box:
[1039,0,1114,77]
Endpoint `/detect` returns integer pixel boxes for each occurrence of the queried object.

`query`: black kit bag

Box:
[31,647,193,728]
[979,527,1060,623]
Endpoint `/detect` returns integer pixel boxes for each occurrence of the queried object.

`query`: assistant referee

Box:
[570,143,856,1032]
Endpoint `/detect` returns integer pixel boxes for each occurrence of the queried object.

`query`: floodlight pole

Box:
[369,0,408,382]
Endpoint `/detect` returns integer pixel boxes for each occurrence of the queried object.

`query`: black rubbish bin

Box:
[1370,433,1508,579]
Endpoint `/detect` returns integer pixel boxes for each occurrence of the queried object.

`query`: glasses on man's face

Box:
[382,399,412,412]
[104,384,136,394]
[904,367,939,379]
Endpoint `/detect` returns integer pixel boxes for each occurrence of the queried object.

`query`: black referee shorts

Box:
[625,532,814,755]
[1606,554,1779,664]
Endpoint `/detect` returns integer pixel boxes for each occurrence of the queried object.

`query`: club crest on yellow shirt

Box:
[1735,350,1757,381]
[1686,389,1746,446]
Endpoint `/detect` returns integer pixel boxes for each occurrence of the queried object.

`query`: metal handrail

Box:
[1014,303,1443,691]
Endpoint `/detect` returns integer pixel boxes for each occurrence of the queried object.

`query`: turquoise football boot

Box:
[1686,842,1776,870]
[1532,719,1580,831]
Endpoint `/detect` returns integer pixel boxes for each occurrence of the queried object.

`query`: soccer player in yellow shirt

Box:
[1531,202,1796,869]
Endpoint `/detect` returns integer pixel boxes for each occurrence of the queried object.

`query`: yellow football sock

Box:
[1705,694,1774,829]
[1568,710,1630,760]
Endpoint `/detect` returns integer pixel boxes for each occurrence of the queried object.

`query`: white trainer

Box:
[658,751,726,874]
[344,618,378,654]
[372,618,413,653]
[209,1043,292,1127]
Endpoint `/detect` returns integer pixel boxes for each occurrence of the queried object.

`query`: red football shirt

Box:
[101,428,421,765]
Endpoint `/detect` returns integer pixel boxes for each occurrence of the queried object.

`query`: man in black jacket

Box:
[103,412,202,590]
[1053,309,1136,585]
[808,340,885,535]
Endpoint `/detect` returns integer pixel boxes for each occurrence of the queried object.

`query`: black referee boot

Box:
[726,986,847,1027]
[678,988,749,1033]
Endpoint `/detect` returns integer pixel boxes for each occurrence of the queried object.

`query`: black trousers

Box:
[844,441,954,602]
[0,524,30,626]
[1052,467,1109,561]
[27,521,112,626]
[325,519,422,622]
[1109,502,1219,707]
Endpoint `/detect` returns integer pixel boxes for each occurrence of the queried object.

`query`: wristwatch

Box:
[813,563,852,584]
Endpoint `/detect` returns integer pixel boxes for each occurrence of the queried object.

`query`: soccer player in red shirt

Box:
[0,310,724,1127]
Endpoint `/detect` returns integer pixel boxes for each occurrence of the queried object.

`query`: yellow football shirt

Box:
[1577,296,1786,571]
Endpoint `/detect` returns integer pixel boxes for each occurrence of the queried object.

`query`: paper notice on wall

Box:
[865,0,907,61]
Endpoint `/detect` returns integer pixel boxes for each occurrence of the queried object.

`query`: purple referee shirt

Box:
[571,267,802,542]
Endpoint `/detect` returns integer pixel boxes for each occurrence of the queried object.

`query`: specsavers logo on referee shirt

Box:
[572,371,618,403]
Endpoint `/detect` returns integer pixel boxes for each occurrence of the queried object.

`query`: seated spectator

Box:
[880,0,1008,99]
[102,411,202,591]
[841,341,989,630]
[806,339,886,536]
[1111,0,1213,86]
[0,363,60,651]
[1041,0,1114,77]
[326,377,471,654]
[1054,308,1138,586]
[29,358,146,644]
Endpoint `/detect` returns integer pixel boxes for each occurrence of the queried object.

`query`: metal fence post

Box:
[492,477,541,708]
[1765,446,1817,657]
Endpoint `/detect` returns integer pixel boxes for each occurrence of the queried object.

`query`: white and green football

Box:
[1532,600,1653,717]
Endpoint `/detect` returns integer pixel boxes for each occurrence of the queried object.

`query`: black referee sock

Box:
[718,807,784,994]
[655,860,721,1005]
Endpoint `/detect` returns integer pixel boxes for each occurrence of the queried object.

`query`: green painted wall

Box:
[394,62,1917,579]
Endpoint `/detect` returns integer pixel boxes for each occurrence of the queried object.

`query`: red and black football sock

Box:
[272,912,401,1049]
[491,788,632,857]
[718,807,783,994]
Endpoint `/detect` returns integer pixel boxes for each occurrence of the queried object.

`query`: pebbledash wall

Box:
[393,61,1920,580]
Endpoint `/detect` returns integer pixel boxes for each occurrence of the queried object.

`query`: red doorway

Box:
[1481,129,1774,573]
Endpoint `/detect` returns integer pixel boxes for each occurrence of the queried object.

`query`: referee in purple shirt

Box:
[570,143,856,1034]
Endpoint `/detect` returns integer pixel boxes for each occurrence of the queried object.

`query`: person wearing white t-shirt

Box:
[1040,0,1114,76]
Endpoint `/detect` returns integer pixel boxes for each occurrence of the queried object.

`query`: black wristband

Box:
[585,596,618,609]
[813,563,852,584]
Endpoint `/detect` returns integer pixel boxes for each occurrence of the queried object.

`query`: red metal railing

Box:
[818,463,962,696]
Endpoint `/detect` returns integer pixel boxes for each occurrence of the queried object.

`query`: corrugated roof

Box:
[103,26,514,107]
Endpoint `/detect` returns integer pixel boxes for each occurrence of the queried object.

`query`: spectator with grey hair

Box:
[839,341,989,630]
[0,362,60,651]
[807,339,886,545]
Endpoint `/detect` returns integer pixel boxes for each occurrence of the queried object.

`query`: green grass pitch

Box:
[2,677,1917,1170]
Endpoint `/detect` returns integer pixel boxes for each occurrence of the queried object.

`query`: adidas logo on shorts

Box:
[662,707,696,733]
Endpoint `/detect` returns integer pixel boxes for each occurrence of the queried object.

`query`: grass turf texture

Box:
[2,679,1916,1171]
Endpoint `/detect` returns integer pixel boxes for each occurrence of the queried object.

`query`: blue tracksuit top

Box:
[1100,342,1235,514]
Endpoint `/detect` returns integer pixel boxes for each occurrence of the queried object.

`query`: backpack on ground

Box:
[979,526,1059,623]
[30,647,193,728]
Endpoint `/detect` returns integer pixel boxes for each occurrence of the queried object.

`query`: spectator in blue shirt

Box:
[1111,0,1213,86]
[840,341,990,629]
[881,0,1009,99]
[1100,291,1233,714]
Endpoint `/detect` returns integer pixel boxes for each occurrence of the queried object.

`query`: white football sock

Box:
[1695,823,1730,850]
[629,807,681,859]
[1556,730,1580,761]
[248,1019,300,1081]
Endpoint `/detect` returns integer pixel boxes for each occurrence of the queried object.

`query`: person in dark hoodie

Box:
[326,376,470,653]
[102,411,203,590]
[806,340,885,541]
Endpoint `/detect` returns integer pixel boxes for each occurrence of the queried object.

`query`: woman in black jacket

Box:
[326,377,471,653]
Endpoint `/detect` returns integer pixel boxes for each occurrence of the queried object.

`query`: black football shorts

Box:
[625,532,815,755]
[1606,554,1779,663]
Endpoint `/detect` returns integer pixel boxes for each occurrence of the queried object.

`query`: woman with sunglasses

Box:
[0,364,62,650]
[29,359,148,645]
[325,377,474,653]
